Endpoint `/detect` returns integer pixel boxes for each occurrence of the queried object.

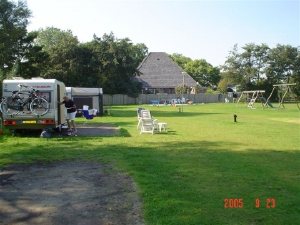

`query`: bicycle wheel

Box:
[0,98,19,115]
[30,97,49,116]
[0,101,9,115]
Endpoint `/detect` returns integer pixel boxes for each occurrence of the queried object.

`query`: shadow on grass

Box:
[152,110,223,118]
[0,139,299,225]
[111,109,223,118]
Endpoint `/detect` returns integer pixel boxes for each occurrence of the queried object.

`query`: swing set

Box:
[236,90,267,109]
[264,83,300,110]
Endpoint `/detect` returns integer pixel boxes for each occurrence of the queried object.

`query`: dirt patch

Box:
[0,162,144,225]
[75,123,120,136]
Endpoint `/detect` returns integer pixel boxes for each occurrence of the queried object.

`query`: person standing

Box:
[60,96,77,134]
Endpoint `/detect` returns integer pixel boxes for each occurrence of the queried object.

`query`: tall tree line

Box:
[0,0,147,96]
[1,0,299,97]
[170,43,300,97]
[34,28,148,96]
[219,43,300,96]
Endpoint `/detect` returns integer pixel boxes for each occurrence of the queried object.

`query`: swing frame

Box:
[236,90,266,109]
[265,83,299,110]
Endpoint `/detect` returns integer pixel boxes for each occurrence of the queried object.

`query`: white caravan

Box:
[1,78,66,131]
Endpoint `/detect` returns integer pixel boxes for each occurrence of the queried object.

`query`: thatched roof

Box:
[135,52,197,89]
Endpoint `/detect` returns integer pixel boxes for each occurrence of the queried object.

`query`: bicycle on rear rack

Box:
[0,84,49,116]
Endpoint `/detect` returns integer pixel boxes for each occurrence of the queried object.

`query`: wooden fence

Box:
[103,93,226,105]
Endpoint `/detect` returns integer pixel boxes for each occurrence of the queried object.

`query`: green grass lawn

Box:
[1,103,299,225]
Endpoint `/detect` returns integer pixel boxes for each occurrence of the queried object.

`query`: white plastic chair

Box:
[140,118,159,134]
[137,109,152,130]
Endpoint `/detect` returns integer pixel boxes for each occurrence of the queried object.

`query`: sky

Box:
[26,0,300,66]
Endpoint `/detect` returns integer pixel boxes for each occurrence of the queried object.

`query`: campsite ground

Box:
[0,103,299,225]
[0,162,144,225]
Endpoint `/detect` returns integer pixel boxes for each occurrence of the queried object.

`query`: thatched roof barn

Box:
[135,52,197,94]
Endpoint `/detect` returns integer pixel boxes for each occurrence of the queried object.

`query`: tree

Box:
[266,44,299,84]
[222,44,270,90]
[67,43,99,87]
[217,74,231,94]
[10,31,49,78]
[266,45,300,96]
[175,85,190,95]
[185,59,220,87]
[222,44,244,85]
[34,29,148,96]
[221,43,300,97]
[171,54,220,88]
[170,53,192,69]
[35,27,79,85]
[0,0,31,76]
[240,43,269,84]
[292,48,300,96]
[84,33,147,96]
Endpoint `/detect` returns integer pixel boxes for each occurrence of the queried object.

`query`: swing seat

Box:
[82,110,94,119]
